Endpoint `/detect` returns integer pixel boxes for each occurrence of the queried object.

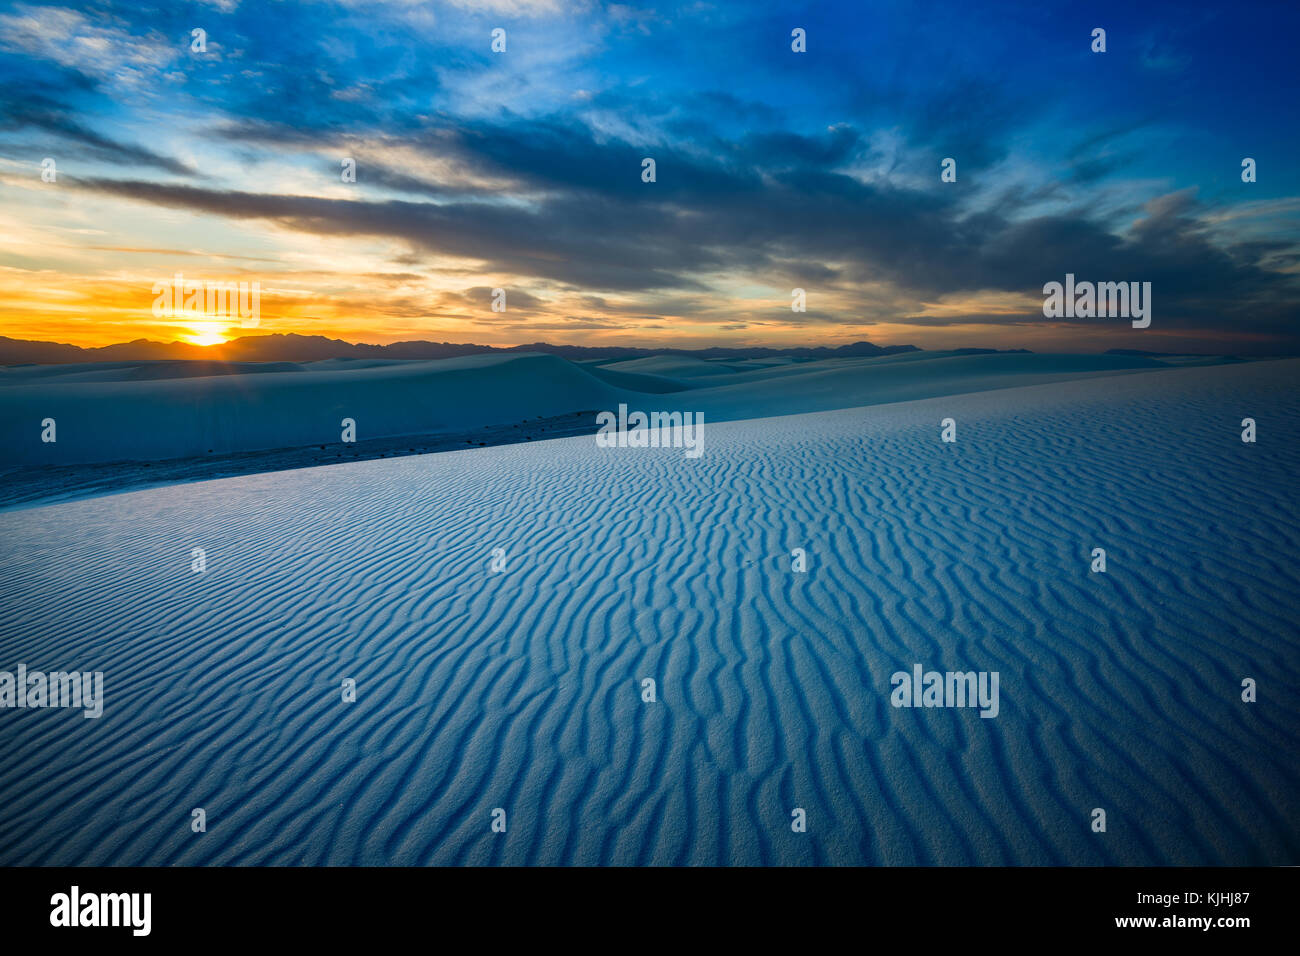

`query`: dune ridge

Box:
[1,350,1228,471]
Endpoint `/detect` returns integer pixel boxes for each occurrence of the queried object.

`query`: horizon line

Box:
[0,331,1272,360]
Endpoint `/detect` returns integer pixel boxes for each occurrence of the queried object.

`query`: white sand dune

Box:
[1,350,1212,468]
[1,353,627,465]
[0,359,1295,865]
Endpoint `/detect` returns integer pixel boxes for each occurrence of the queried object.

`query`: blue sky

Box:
[1,0,1297,351]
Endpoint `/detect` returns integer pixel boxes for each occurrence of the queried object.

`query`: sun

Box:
[182,321,230,347]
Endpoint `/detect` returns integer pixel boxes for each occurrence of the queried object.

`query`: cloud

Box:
[0,90,193,174]
[4,0,1297,350]
[0,4,180,86]
[73,101,1300,338]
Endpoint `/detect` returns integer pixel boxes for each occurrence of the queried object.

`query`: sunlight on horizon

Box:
[182,321,230,347]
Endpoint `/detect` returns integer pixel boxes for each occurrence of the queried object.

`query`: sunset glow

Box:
[182,322,230,347]
[0,1,1296,354]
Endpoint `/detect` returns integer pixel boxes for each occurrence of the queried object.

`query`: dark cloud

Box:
[75,103,1300,338]
[435,286,547,315]
[9,3,1278,350]
[0,90,193,175]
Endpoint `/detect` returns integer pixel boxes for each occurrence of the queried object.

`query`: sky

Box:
[0,0,1297,353]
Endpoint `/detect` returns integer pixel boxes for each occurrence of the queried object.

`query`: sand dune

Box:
[0,359,1295,865]
[1,352,626,466]
[1,350,1223,468]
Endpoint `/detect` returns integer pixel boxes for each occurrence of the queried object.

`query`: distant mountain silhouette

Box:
[0,333,922,365]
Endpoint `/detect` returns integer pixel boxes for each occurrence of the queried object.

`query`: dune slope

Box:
[2,350,1203,469]
[0,360,1296,865]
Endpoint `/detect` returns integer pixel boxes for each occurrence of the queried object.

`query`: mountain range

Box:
[0,333,927,365]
